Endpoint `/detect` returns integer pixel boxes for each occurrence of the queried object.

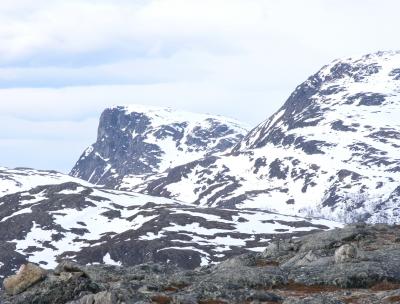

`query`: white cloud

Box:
[1,0,400,171]
[0,0,399,66]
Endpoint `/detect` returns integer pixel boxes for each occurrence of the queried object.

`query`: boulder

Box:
[3,263,47,295]
[55,260,88,277]
[67,291,117,304]
[334,244,358,264]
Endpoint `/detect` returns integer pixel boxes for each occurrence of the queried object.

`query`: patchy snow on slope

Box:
[0,182,341,276]
[0,167,92,197]
[138,51,400,224]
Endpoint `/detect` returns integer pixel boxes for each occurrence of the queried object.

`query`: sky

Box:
[1,0,400,172]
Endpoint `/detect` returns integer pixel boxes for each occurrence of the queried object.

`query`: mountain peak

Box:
[107,104,250,136]
[71,105,249,187]
[137,51,400,224]
[236,50,400,152]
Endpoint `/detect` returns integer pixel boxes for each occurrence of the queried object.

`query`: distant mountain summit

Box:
[134,51,400,224]
[70,105,248,188]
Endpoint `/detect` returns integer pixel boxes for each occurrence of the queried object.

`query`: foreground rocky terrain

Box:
[2,224,400,304]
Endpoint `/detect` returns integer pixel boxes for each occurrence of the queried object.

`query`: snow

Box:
[163,223,227,236]
[103,253,122,266]
[79,104,251,189]
[139,232,160,240]
[248,247,267,252]
[147,51,400,224]
[83,146,94,158]
[7,183,342,269]
[157,246,211,266]
[10,189,170,268]
[116,104,249,133]
[0,167,93,197]
[58,187,85,195]
[1,207,34,222]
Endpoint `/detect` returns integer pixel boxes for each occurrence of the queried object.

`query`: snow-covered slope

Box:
[0,182,340,280]
[0,167,91,196]
[70,105,248,188]
[138,51,400,224]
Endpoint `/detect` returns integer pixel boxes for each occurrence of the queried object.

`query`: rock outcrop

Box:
[2,224,400,304]
[3,263,47,295]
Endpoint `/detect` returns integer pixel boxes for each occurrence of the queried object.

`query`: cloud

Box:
[1,0,400,171]
[0,0,398,88]
[0,0,264,66]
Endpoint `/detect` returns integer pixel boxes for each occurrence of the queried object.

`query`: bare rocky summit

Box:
[2,224,400,304]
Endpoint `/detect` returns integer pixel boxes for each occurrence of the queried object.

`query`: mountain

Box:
[135,51,400,224]
[0,181,339,280]
[0,167,91,197]
[70,105,248,188]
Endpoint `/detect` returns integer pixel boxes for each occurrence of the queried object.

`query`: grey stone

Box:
[67,291,117,304]
[334,244,358,264]
[3,263,47,295]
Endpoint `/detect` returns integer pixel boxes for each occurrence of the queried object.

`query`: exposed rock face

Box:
[3,263,46,295]
[0,181,339,282]
[70,105,248,188]
[2,224,400,304]
[132,51,400,224]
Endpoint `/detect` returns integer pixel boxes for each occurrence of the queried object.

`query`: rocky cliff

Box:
[70,105,248,188]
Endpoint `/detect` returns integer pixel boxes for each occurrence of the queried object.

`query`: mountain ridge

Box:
[70,105,249,188]
[126,51,400,224]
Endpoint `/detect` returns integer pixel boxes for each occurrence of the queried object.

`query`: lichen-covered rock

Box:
[334,244,358,264]
[67,291,117,304]
[54,260,88,276]
[1,264,100,304]
[3,263,47,295]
